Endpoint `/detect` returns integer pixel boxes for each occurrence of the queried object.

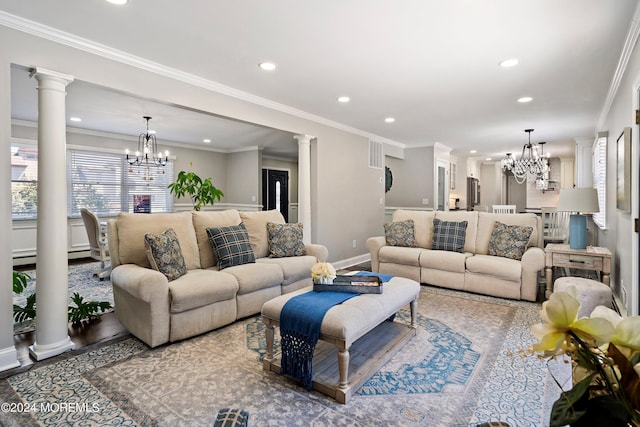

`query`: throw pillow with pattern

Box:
[384,219,418,247]
[266,222,306,258]
[144,228,188,281]
[488,221,533,260]
[431,218,468,253]
[206,223,256,269]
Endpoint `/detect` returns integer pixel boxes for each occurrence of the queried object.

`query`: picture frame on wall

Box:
[616,127,631,213]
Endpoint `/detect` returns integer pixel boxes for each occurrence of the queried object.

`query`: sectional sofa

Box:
[107,209,328,347]
[367,209,544,301]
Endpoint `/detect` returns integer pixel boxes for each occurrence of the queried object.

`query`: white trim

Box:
[332,254,371,270]
[172,202,262,212]
[0,347,20,372]
[597,1,640,130]
[631,83,640,316]
[0,11,403,149]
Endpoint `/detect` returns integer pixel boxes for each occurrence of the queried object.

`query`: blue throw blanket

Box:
[353,271,394,282]
[280,291,357,389]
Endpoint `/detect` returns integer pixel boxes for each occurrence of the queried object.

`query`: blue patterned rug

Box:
[1,285,570,426]
[13,261,114,334]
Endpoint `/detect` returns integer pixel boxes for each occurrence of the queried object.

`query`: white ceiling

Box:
[3,0,638,160]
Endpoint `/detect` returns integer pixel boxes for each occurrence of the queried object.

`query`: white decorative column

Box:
[29,68,75,361]
[295,134,314,244]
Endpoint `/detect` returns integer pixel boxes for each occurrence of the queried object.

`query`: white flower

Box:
[311,262,336,280]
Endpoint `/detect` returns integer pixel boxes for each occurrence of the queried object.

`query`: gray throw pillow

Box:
[144,228,188,281]
[488,221,533,260]
[384,219,418,247]
[266,222,306,258]
[206,223,256,269]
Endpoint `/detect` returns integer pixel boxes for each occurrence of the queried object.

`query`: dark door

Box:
[262,169,289,222]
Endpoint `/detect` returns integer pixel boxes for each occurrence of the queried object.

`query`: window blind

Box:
[11,143,38,219]
[592,136,607,229]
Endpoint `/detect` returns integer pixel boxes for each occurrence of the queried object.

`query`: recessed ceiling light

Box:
[69,117,82,122]
[517,96,533,103]
[337,96,350,103]
[147,129,156,135]
[105,0,128,5]
[259,62,276,71]
[469,150,477,154]
[499,58,519,68]
[203,139,211,143]
[384,117,395,123]
[485,157,492,161]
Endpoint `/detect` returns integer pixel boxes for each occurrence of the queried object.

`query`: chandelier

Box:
[125,116,169,181]
[501,129,549,187]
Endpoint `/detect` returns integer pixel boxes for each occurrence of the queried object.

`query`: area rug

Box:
[13,262,114,334]
[1,286,570,427]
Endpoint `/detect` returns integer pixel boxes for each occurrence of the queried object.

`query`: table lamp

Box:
[556,188,600,250]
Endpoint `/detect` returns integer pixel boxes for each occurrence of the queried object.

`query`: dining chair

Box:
[492,204,517,214]
[541,206,569,244]
[80,208,111,280]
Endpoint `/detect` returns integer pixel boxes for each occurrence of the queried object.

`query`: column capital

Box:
[29,67,74,86]
[294,134,315,145]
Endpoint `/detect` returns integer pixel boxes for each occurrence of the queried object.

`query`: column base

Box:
[29,337,75,361]
[0,347,20,372]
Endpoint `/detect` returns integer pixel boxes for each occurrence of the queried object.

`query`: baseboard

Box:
[0,346,20,372]
[332,254,371,270]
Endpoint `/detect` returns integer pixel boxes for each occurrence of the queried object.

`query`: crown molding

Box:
[597,1,640,130]
[0,11,404,150]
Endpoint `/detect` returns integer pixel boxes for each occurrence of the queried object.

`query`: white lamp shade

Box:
[556,188,599,213]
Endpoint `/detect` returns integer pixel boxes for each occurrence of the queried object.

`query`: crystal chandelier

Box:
[125,116,169,181]
[501,129,549,186]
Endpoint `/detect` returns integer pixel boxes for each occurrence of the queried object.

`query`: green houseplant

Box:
[168,166,224,211]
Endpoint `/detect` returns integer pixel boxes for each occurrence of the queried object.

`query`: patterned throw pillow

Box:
[431,218,468,253]
[266,222,306,258]
[384,220,418,247]
[144,228,188,281]
[488,221,533,261]
[206,223,256,269]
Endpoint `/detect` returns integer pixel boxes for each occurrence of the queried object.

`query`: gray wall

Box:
[225,150,260,205]
[262,157,299,205]
[385,147,434,208]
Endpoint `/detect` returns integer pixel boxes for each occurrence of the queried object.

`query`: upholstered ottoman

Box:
[554,277,612,318]
[261,276,420,403]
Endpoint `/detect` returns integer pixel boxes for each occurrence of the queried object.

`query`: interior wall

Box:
[480,162,502,209]
[384,147,434,208]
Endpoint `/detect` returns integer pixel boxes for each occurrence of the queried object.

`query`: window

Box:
[592,135,607,229]
[11,143,38,219]
[68,149,174,217]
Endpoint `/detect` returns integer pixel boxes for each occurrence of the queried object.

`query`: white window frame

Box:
[592,134,607,229]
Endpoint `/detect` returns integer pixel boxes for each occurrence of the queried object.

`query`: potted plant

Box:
[168,165,224,211]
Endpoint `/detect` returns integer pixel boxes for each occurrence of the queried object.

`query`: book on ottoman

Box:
[313,275,382,294]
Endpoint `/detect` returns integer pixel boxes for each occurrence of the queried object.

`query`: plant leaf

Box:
[549,373,595,426]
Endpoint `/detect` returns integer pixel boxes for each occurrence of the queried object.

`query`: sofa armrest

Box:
[305,243,328,262]
[111,264,169,303]
[520,247,545,302]
[366,236,386,272]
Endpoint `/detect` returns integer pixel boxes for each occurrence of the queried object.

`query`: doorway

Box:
[506,174,526,212]
[262,169,289,222]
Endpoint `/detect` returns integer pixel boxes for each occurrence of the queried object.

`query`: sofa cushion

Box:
[379,246,422,267]
[257,255,317,286]
[117,212,200,270]
[221,262,284,295]
[392,210,436,248]
[168,269,239,313]
[476,212,540,255]
[267,222,306,257]
[488,221,533,261]
[192,210,242,269]
[206,223,256,269]
[465,254,521,282]
[240,210,286,258]
[431,218,468,253]
[384,219,418,247]
[419,248,471,273]
[144,228,188,281]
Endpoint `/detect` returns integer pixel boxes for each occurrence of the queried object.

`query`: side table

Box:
[544,243,612,299]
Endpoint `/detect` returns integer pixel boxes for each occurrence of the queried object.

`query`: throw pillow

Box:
[431,218,468,253]
[144,228,188,281]
[266,222,306,258]
[206,223,256,269]
[488,221,533,261]
[384,219,418,247]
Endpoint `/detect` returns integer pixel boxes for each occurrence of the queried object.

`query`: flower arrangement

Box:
[530,286,640,427]
[310,262,336,284]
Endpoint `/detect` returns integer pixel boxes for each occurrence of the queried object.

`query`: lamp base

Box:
[569,214,587,250]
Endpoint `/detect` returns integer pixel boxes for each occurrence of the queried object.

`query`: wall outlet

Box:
[251,195,257,202]
[422,198,429,205]
[352,240,357,248]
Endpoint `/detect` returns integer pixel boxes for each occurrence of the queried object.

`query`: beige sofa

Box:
[366,210,545,301]
[107,209,328,347]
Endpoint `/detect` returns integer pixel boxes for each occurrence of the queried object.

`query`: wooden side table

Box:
[544,243,612,298]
